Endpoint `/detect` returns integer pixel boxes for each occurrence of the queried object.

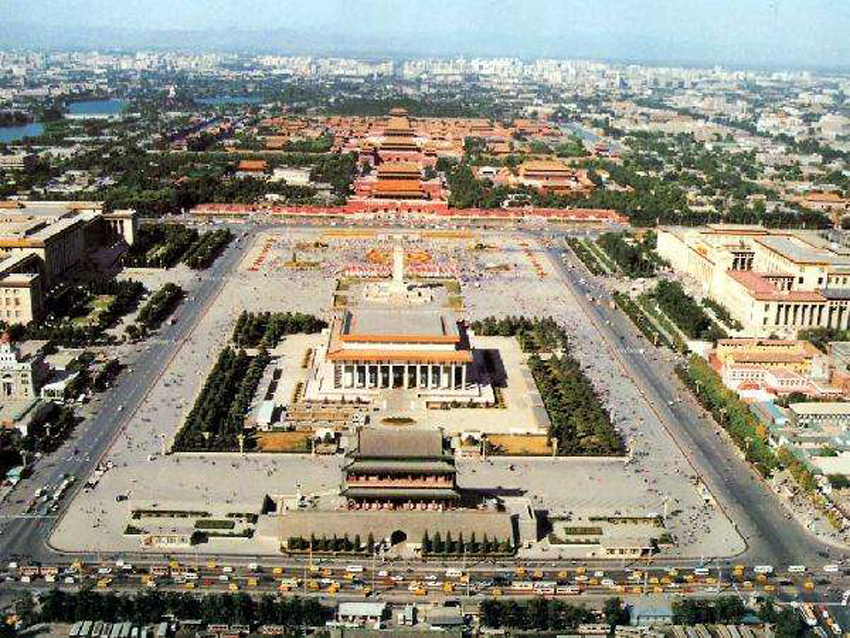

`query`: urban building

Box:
[828,341,850,393]
[0,332,46,401]
[0,153,37,172]
[657,224,850,335]
[0,252,43,324]
[235,159,269,178]
[714,338,828,378]
[337,602,387,627]
[789,402,850,429]
[513,159,595,195]
[0,201,137,324]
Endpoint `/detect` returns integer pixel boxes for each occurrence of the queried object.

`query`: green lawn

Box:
[71,294,115,327]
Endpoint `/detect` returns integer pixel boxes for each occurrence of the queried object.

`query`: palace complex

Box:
[245,108,608,219]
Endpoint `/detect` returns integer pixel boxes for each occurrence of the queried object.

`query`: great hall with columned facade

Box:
[328,307,472,393]
[304,240,493,405]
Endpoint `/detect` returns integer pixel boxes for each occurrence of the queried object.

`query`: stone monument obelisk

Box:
[390,238,405,293]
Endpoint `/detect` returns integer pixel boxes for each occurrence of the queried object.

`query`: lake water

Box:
[563,122,599,143]
[197,95,264,106]
[67,99,128,117]
[0,122,45,143]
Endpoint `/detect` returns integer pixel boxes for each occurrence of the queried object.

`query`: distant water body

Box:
[0,122,45,143]
[197,96,264,106]
[67,99,128,117]
[563,122,599,142]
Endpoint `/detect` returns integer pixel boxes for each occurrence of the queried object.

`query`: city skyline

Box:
[1,0,850,70]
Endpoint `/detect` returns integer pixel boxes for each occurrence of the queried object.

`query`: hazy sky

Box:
[5,0,850,67]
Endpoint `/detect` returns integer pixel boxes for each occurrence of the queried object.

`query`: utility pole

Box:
[464,547,470,598]
[716,556,723,592]
[304,546,311,594]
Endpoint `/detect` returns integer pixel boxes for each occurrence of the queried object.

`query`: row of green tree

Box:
[677,355,777,476]
[468,316,568,352]
[581,153,832,229]
[467,316,621,455]
[672,596,747,625]
[309,152,357,201]
[701,297,743,331]
[281,134,333,153]
[287,530,512,555]
[479,598,595,631]
[324,97,490,118]
[613,291,673,349]
[653,280,727,342]
[33,589,330,627]
[182,228,233,269]
[565,237,606,275]
[232,311,327,348]
[123,224,199,268]
[529,353,625,456]
[172,347,269,452]
[20,404,79,456]
[673,596,807,637]
[421,530,513,555]
[798,326,850,353]
[597,232,656,278]
[13,279,145,347]
[287,532,371,553]
[135,283,184,331]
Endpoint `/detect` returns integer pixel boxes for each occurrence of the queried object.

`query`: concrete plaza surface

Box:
[49,228,743,559]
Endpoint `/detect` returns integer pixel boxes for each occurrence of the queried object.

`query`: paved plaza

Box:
[49,228,744,559]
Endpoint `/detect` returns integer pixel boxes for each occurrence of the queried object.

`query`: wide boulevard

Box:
[0,221,846,605]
